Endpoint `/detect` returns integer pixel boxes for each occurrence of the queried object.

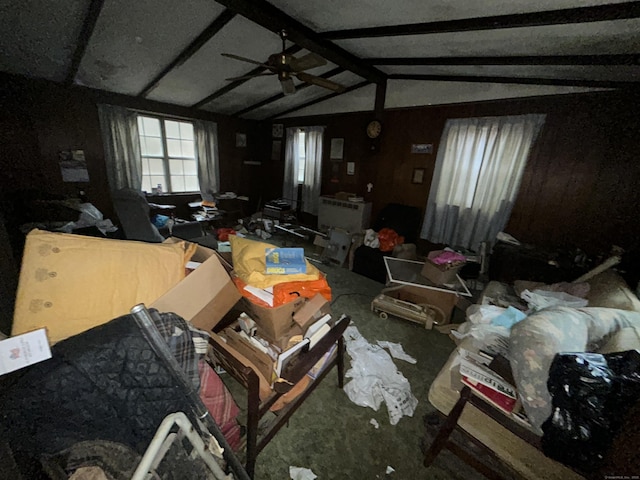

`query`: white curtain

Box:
[283,126,325,215]
[283,127,299,209]
[302,126,324,215]
[421,114,546,251]
[194,119,220,202]
[98,104,142,191]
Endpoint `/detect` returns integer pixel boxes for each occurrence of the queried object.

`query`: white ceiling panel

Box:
[335,19,640,57]
[277,83,377,119]
[266,0,631,32]
[146,16,286,105]
[385,79,603,109]
[0,0,89,82]
[76,0,225,95]
[381,65,640,82]
[201,58,340,115]
[240,71,366,120]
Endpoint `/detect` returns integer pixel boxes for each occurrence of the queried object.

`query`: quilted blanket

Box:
[0,312,208,477]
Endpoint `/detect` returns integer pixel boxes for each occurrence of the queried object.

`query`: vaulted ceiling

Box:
[1,0,638,120]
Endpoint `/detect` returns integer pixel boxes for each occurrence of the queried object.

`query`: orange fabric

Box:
[216,228,236,242]
[233,275,331,308]
[378,227,405,252]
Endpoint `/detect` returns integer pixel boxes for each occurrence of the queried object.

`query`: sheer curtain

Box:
[283,126,325,215]
[302,126,324,215]
[283,127,300,209]
[98,104,142,191]
[421,114,546,251]
[193,119,219,202]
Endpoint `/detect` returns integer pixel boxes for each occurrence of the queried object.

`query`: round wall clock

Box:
[366,120,382,139]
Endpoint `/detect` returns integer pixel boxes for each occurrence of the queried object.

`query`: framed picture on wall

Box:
[272,124,283,138]
[271,140,282,160]
[236,133,247,147]
[412,168,425,184]
[330,138,344,160]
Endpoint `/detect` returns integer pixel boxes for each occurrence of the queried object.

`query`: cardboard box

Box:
[421,250,464,285]
[293,294,332,332]
[384,285,459,323]
[240,296,306,340]
[152,239,241,332]
[256,323,304,351]
[221,327,275,383]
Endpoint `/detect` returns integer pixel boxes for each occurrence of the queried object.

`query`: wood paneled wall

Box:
[274,90,640,255]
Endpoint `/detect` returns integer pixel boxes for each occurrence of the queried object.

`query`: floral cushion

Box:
[509,307,640,433]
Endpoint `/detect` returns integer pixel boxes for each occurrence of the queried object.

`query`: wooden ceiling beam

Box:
[191,45,302,109]
[65,0,105,85]
[324,2,640,39]
[266,81,371,120]
[138,9,236,97]
[367,54,640,66]
[233,67,345,117]
[213,0,386,84]
[388,73,638,89]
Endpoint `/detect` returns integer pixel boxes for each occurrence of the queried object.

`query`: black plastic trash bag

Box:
[541,350,640,472]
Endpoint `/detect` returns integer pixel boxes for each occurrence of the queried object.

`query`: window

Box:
[296,130,306,183]
[421,114,546,250]
[283,126,324,215]
[137,115,199,193]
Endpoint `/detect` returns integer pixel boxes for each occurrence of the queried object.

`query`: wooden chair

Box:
[208,317,349,478]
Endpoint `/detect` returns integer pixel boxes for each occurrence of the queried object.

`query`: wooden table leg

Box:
[337,336,345,389]
[423,386,472,467]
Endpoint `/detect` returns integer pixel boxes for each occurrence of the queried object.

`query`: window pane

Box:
[164,120,181,139]
[184,176,199,192]
[169,159,183,175]
[180,122,194,140]
[183,159,197,175]
[150,175,165,191]
[140,157,150,175]
[142,116,161,137]
[167,138,181,157]
[148,157,164,175]
[171,176,186,192]
[137,116,145,136]
[181,140,194,158]
[141,176,152,193]
[144,136,163,156]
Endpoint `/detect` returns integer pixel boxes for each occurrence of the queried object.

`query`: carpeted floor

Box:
[221,232,490,480]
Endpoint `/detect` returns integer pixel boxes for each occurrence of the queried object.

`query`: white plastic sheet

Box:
[289,466,317,480]
[521,289,588,311]
[343,326,418,425]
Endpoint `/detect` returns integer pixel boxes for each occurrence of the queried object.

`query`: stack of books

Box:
[458,349,518,414]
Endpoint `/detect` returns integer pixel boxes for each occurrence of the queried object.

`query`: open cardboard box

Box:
[151,238,241,332]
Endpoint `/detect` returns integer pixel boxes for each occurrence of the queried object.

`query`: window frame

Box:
[137,113,198,194]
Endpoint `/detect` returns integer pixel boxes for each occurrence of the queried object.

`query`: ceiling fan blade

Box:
[296,72,346,93]
[280,77,296,95]
[289,52,327,72]
[225,73,275,82]
[221,53,272,69]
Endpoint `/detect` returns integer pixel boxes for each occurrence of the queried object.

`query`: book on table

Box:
[459,349,517,414]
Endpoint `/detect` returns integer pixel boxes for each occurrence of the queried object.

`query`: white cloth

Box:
[194,119,219,202]
[98,104,142,191]
[421,114,545,251]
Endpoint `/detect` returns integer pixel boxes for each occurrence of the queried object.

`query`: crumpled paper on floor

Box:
[377,341,417,364]
[343,325,418,425]
[289,466,317,480]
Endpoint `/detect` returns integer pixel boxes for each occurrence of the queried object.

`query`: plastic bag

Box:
[541,350,640,472]
[363,229,379,249]
[343,325,418,425]
[377,228,404,252]
[232,275,331,308]
[521,289,588,311]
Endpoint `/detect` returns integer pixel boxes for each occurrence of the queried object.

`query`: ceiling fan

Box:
[221,30,346,95]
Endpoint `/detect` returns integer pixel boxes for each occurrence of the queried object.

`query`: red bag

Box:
[216,228,236,242]
[377,228,404,252]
